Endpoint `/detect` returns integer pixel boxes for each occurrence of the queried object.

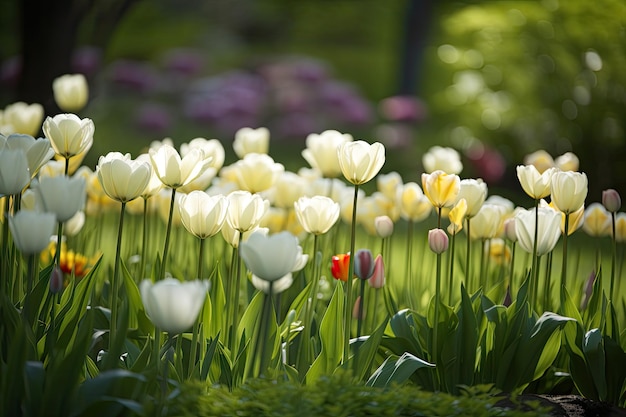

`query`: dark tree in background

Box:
[16,0,137,116]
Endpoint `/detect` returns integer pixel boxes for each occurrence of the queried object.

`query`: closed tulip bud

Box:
[178,191,228,239]
[331,253,350,282]
[602,189,621,213]
[239,231,300,282]
[9,210,56,255]
[368,254,385,288]
[550,170,588,214]
[421,170,460,209]
[52,74,89,112]
[428,228,449,254]
[0,148,30,196]
[338,140,386,185]
[422,145,463,174]
[516,165,556,200]
[233,127,270,158]
[140,278,209,334]
[50,265,65,294]
[354,249,375,280]
[302,129,353,178]
[456,178,487,217]
[294,195,340,235]
[226,190,269,233]
[42,113,94,159]
[503,218,517,242]
[97,152,152,203]
[374,215,394,238]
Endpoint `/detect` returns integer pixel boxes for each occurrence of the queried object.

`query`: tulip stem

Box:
[560,214,570,307]
[229,231,243,355]
[299,234,320,373]
[140,198,149,279]
[187,237,206,379]
[1,196,9,292]
[22,253,37,327]
[509,242,517,296]
[448,233,456,305]
[160,188,177,280]
[258,282,274,376]
[356,279,366,339]
[531,199,540,310]
[465,218,472,293]
[610,212,617,301]
[406,220,414,307]
[433,249,442,391]
[197,237,205,280]
[343,184,359,364]
[109,201,127,357]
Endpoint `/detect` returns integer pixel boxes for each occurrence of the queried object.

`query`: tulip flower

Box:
[49,265,65,294]
[251,273,294,295]
[42,113,95,159]
[52,74,89,112]
[96,152,152,203]
[331,253,350,282]
[516,165,556,200]
[396,182,432,222]
[149,144,212,189]
[368,254,385,289]
[615,213,626,243]
[271,171,308,209]
[421,170,461,210]
[582,203,611,237]
[514,207,561,256]
[468,204,505,241]
[302,129,353,178]
[550,170,588,215]
[226,190,269,234]
[523,150,554,174]
[294,195,340,235]
[428,228,449,254]
[422,145,463,174]
[8,210,56,255]
[337,140,385,186]
[0,147,30,196]
[239,231,300,282]
[2,102,44,137]
[233,126,270,158]
[233,153,284,193]
[601,189,622,301]
[178,191,228,239]
[2,134,54,179]
[377,171,403,200]
[554,152,579,172]
[32,175,85,223]
[448,198,467,235]
[456,178,487,218]
[140,278,208,334]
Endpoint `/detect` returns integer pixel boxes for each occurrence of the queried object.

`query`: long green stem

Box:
[160,188,177,280]
[259,281,274,376]
[610,212,617,301]
[1,196,10,293]
[531,199,540,310]
[140,198,149,279]
[343,184,359,364]
[509,242,517,296]
[448,233,456,304]
[22,253,37,327]
[560,213,570,306]
[406,220,414,306]
[299,234,320,371]
[109,201,127,355]
[229,231,243,354]
[433,249,442,391]
[187,237,206,379]
[465,218,472,292]
[356,279,366,338]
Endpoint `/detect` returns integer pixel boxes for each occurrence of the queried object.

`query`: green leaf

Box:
[583,328,607,401]
[307,283,344,382]
[366,351,435,388]
[341,318,388,381]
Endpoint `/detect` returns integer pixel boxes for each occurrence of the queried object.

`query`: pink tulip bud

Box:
[580,271,596,310]
[374,215,394,238]
[352,296,366,320]
[368,255,385,289]
[50,264,65,294]
[602,189,621,213]
[428,228,449,254]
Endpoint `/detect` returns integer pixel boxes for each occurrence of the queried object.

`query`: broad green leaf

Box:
[584,328,607,400]
[366,351,435,388]
[341,318,388,381]
[307,283,344,382]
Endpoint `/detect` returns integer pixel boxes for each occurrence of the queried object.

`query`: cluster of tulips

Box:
[1,74,626,412]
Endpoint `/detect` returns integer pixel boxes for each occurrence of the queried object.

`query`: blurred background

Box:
[1,0,625,203]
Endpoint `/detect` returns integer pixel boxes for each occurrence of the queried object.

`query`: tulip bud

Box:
[428,228,449,254]
[602,189,621,213]
[354,249,375,280]
[50,265,65,294]
[368,255,385,289]
[374,215,394,238]
[502,286,512,307]
[331,253,350,282]
[352,296,366,320]
[504,218,517,242]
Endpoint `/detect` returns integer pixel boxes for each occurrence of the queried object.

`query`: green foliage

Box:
[167,371,553,417]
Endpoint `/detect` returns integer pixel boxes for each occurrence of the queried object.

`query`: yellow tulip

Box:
[421,170,460,209]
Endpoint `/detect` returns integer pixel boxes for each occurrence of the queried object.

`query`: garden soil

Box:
[496,394,626,417]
